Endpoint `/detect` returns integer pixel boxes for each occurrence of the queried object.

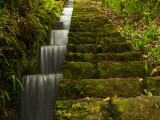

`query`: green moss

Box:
[59,78,142,100]
[111,97,160,119]
[97,61,152,78]
[68,36,126,44]
[55,100,109,120]
[63,62,94,80]
[144,76,160,96]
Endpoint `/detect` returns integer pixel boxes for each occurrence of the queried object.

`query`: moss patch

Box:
[55,100,109,120]
[111,97,160,119]
[59,78,142,100]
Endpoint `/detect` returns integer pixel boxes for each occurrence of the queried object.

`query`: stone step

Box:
[55,96,160,119]
[59,76,160,100]
[69,28,115,32]
[70,18,111,24]
[68,37,126,44]
[70,23,114,29]
[73,7,99,12]
[70,19,111,24]
[68,32,122,38]
[65,52,141,63]
[55,0,160,119]
[66,43,132,53]
[72,12,102,15]
[63,60,152,80]
[71,15,107,20]
[69,28,114,34]
[72,12,104,16]
[59,78,142,100]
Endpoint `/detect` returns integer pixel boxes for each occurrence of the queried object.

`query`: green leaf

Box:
[144,89,153,96]
[54,11,60,18]
[2,90,10,109]
[147,91,153,96]
[0,50,11,67]
[15,76,24,91]
[3,91,5,109]
[45,25,48,30]
[41,30,46,38]
[3,90,10,101]
[13,75,16,92]
[6,75,24,91]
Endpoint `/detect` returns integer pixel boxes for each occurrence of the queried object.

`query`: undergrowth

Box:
[0,0,66,119]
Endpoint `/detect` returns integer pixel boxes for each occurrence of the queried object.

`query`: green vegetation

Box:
[100,0,160,72]
[2,0,160,119]
[0,0,66,119]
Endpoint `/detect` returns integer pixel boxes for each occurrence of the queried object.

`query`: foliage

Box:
[0,0,65,118]
[103,0,160,98]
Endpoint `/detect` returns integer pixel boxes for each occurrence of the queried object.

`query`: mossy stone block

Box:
[111,96,160,120]
[63,61,95,80]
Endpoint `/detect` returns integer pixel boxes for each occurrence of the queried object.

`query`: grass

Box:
[92,0,160,76]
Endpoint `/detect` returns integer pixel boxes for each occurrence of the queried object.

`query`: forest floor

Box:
[90,1,160,77]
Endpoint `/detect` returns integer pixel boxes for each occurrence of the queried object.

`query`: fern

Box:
[0,18,7,27]
[6,26,16,36]
[44,25,48,30]
[27,13,43,29]
[3,36,12,47]
[54,11,60,18]
[33,13,46,19]
[41,29,46,38]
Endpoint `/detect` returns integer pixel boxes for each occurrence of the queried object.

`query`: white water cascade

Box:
[19,0,74,120]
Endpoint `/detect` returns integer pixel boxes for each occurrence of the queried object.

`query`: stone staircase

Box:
[55,0,160,119]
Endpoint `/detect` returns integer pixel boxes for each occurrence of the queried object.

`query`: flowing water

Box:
[19,0,74,120]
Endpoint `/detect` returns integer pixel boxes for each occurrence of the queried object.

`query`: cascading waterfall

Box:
[49,30,69,45]
[19,0,74,120]
[55,22,70,29]
[40,45,67,73]
[19,74,62,120]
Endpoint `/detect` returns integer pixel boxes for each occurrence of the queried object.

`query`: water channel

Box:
[19,0,74,119]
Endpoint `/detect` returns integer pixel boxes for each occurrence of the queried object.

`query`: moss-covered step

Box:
[59,78,143,100]
[55,99,110,120]
[68,37,126,44]
[68,32,121,38]
[71,15,110,20]
[65,52,141,63]
[96,60,152,79]
[71,13,104,17]
[55,96,160,120]
[73,7,99,12]
[63,62,95,80]
[69,28,115,32]
[144,76,160,96]
[72,12,103,15]
[66,43,132,53]
[72,12,102,16]
[70,23,114,29]
[69,23,113,29]
[70,18,111,23]
[63,60,152,80]
[71,28,115,32]
[111,96,160,119]
[71,15,107,20]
